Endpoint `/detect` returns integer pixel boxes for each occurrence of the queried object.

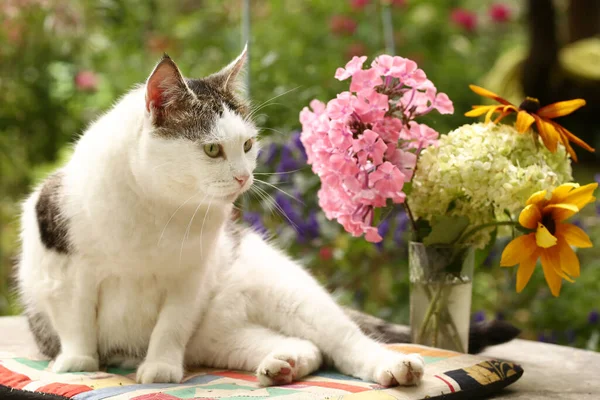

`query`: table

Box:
[1,316,599,399]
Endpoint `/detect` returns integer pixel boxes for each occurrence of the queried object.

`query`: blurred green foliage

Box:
[1,0,598,351]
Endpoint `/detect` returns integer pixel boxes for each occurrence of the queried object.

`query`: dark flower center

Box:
[519,97,541,113]
[541,213,556,235]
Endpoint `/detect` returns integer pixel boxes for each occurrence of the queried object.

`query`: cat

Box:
[17,47,425,387]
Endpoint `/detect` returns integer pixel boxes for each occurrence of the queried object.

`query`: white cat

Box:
[17,47,425,387]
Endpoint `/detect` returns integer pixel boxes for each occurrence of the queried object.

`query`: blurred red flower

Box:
[451,8,477,32]
[330,15,358,36]
[346,42,367,59]
[319,247,333,261]
[75,70,98,91]
[350,0,370,10]
[489,3,511,23]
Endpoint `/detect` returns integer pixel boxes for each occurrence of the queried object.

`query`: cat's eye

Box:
[204,143,221,158]
[243,139,253,153]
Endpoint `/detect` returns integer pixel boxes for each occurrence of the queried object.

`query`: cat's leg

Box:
[188,323,322,386]
[42,259,99,373]
[238,235,425,387]
[135,273,205,384]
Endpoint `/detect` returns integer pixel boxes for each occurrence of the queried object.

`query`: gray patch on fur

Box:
[35,172,71,254]
[27,312,61,358]
[153,76,249,141]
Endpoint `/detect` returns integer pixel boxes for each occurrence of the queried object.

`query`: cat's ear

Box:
[207,44,248,94]
[145,55,189,122]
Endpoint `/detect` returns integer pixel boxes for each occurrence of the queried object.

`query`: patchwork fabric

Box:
[0,344,522,400]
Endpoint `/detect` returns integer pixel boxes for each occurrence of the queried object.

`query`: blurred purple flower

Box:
[537,333,548,343]
[589,310,599,325]
[594,173,600,185]
[394,211,409,245]
[291,131,308,162]
[275,192,319,242]
[243,212,268,236]
[275,192,302,226]
[375,219,391,251]
[299,211,320,242]
[260,143,278,165]
[472,311,486,323]
[276,146,300,173]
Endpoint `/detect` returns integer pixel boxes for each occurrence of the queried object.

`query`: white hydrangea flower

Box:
[410,123,572,247]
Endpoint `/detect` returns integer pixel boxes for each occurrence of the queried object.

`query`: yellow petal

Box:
[500,233,537,266]
[469,85,512,105]
[561,183,598,210]
[536,222,557,248]
[485,106,498,123]
[540,249,563,297]
[553,122,596,153]
[537,99,586,118]
[519,204,541,229]
[465,105,496,117]
[550,183,579,203]
[516,252,539,293]
[516,111,535,133]
[534,116,558,153]
[526,190,548,206]
[545,203,579,221]
[557,238,580,278]
[557,223,593,248]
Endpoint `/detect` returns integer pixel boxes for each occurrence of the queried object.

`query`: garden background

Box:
[1,0,599,351]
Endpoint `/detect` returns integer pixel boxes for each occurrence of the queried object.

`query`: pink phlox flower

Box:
[330,151,359,176]
[365,226,383,243]
[335,56,368,81]
[328,119,354,150]
[433,92,454,114]
[353,90,389,123]
[402,122,440,149]
[349,68,383,93]
[372,117,403,143]
[385,144,417,180]
[352,129,387,166]
[370,161,405,199]
[326,91,356,120]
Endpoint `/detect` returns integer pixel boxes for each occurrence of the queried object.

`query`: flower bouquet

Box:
[299,55,597,352]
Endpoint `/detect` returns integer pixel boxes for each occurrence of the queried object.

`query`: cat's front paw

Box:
[136,360,183,384]
[375,353,425,387]
[52,353,99,373]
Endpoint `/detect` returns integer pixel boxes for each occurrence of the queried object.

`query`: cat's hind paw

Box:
[136,360,183,384]
[52,353,99,373]
[375,353,425,387]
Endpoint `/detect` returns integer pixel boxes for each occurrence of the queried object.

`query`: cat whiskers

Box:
[250,185,300,233]
[158,193,198,246]
[199,195,214,259]
[245,86,301,123]
[253,178,304,205]
[178,193,209,267]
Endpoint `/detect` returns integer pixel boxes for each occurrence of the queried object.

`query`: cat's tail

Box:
[344,307,520,354]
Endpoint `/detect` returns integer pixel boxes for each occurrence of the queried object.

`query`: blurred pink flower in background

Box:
[489,3,511,23]
[390,0,407,7]
[451,8,477,32]
[345,42,368,59]
[330,15,357,36]
[75,70,99,91]
[350,0,370,10]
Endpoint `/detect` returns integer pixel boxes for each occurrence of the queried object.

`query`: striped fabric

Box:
[0,344,522,400]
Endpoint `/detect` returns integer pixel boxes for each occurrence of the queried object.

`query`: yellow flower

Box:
[465,85,595,162]
[500,183,597,296]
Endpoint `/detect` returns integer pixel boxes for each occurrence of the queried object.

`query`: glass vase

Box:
[409,241,475,353]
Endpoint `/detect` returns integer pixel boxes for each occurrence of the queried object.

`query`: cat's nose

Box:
[235,174,249,186]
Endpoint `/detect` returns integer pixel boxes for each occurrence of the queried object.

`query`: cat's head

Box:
[138,47,258,206]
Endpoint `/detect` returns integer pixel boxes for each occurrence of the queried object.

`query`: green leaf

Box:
[403,182,413,196]
[413,218,432,242]
[423,215,470,246]
[474,228,497,268]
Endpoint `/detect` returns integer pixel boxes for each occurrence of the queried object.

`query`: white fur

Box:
[18,62,424,387]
